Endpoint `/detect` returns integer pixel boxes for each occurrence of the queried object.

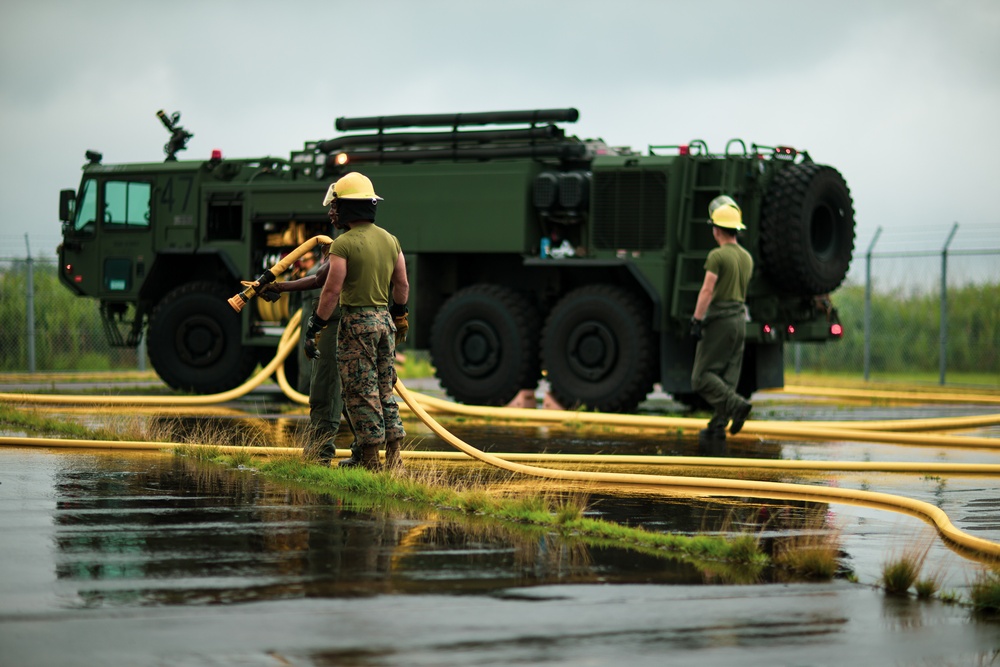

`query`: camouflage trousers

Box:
[337,308,405,449]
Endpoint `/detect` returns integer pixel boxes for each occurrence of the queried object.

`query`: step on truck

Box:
[58,108,854,411]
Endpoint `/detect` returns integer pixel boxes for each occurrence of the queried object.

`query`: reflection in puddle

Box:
[44,449,853,611]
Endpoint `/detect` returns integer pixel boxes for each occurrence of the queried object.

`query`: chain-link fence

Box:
[0,257,146,372]
[3,242,999,388]
[790,239,1000,387]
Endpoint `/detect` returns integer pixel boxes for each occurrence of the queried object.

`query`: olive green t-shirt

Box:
[330,223,402,307]
[704,243,753,303]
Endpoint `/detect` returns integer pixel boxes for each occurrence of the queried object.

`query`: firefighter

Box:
[690,195,754,442]
[305,173,409,470]
[258,247,347,465]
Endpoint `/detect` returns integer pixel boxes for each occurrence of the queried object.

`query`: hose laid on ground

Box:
[0,311,303,407]
[3,303,998,443]
[780,385,1000,406]
[392,379,1000,562]
[3,323,999,561]
[401,391,1000,449]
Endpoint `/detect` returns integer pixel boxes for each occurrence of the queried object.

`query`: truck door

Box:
[62,177,156,299]
[98,179,154,299]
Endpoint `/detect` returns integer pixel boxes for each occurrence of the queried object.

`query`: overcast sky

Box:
[2,0,998,269]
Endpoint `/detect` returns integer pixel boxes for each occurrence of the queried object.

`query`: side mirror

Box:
[59,189,76,223]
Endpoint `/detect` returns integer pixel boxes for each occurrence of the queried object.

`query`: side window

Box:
[74,178,98,234]
[104,181,151,228]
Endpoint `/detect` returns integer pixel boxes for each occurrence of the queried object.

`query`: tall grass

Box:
[881,540,933,596]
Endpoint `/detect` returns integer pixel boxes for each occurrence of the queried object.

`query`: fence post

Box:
[25,234,36,373]
[863,226,882,382]
[939,222,959,385]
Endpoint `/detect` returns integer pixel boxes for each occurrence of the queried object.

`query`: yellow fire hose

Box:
[391,379,1000,562]
[4,300,998,445]
[227,235,333,313]
[780,384,1000,406]
[1,228,999,561]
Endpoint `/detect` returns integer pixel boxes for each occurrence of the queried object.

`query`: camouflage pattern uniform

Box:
[337,307,405,449]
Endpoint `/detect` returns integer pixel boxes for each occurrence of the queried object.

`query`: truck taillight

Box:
[830,323,843,336]
[786,325,796,335]
[762,324,772,334]
[74,275,83,283]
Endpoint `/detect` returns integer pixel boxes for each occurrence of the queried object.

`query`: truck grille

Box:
[591,171,667,250]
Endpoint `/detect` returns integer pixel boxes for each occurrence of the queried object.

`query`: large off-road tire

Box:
[430,284,541,406]
[541,285,656,413]
[148,281,258,394]
[760,162,855,295]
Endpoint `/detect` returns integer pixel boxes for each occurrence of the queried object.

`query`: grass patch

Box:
[969,568,1000,614]
[396,351,435,380]
[186,450,769,577]
[771,512,843,581]
[880,540,932,596]
[0,402,169,441]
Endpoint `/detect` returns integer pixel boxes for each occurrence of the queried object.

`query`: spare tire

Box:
[759,162,855,295]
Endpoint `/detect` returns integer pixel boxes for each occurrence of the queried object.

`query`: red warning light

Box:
[65,264,72,273]
[830,323,843,336]
[679,145,690,156]
[211,149,223,160]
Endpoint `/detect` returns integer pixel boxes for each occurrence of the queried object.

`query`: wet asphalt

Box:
[1,378,1000,666]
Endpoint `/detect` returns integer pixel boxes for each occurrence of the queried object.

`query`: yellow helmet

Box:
[322,172,382,206]
[708,194,745,230]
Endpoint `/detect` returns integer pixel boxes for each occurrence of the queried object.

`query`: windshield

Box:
[74,178,97,234]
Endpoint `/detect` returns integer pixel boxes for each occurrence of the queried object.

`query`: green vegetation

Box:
[880,541,933,596]
[0,261,143,372]
[176,446,769,577]
[3,261,998,388]
[881,557,921,595]
[0,402,151,441]
[969,568,1000,613]
[396,350,435,380]
[791,282,1000,384]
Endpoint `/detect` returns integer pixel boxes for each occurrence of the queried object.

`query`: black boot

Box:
[729,400,753,435]
[698,425,726,443]
[338,443,381,471]
[699,414,727,444]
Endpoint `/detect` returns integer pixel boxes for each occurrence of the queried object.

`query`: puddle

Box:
[2,383,1000,665]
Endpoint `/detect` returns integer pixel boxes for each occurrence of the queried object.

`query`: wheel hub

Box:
[175,314,224,366]
[566,321,617,381]
[457,319,500,378]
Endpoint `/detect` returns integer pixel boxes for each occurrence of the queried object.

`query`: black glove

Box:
[390,303,408,345]
[257,283,282,302]
[690,318,703,340]
[304,313,329,360]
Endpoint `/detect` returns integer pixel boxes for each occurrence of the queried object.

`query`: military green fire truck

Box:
[58,108,854,412]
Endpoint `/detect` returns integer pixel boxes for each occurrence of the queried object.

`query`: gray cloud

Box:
[1,0,998,258]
